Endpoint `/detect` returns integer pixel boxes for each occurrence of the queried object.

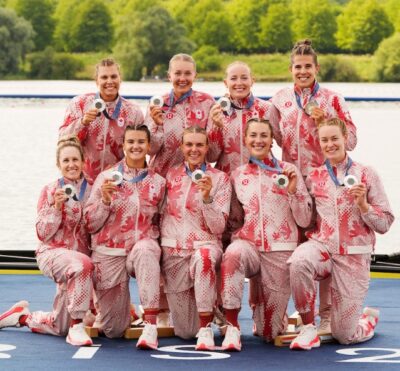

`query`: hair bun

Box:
[57,134,80,147]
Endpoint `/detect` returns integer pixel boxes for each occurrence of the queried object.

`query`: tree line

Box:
[1,0,400,81]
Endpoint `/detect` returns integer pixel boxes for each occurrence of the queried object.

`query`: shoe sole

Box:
[66,335,93,347]
[0,301,29,328]
[136,340,158,350]
[290,338,321,351]
[195,343,215,351]
[221,343,242,352]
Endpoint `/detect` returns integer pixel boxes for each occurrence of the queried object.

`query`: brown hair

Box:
[182,125,208,144]
[123,124,151,143]
[94,58,121,79]
[244,118,274,138]
[168,53,196,72]
[56,135,84,166]
[318,118,348,136]
[290,39,318,66]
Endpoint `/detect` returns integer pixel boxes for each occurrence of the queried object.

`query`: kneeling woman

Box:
[84,125,166,349]
[289,118,394,350]
[160,126,231,350]
[220,118,312,350]
[0,136,93,346]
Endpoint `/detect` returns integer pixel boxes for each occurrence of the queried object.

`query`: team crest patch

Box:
[285,101,292,108]
[117,117,125,127]
[166,112,174,119]
[195,109,203,120]
[242,179,249,185]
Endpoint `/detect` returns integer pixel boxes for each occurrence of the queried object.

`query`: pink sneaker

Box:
[290,324,320,350]
[221,325,242,351]
[0,301,30,329]
[195,326,215,351]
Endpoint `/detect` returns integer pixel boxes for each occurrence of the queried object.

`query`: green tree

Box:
[114,6,194,80]
[336,0,394,54]
[374,32,400,81]
[15,0,55,50]
[291,0,337,53]
[259,3,293,52]
[228,0,270,52]
[0,7,34,76]
[69,0,114,52]
[53,0,81,51]
[382,0,400,32]
[191,10,234,51]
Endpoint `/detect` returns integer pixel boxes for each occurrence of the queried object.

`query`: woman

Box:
[220,119,312,351]
[289,118,394,350]
[84,125,166,349]
[211,61,276,174]
[160,126,231,350]
[144,53,220,177]
[60,58,144,184]
[270,39,358,331]
[0,136,93,346]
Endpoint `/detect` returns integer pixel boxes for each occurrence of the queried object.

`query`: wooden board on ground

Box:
[288,311,302,326]
[124,326,175,339]
[85,327,99,338]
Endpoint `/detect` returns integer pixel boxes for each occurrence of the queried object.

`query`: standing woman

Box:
[160,126,231,350]
[145,53,220,177]
[84,125,166,349]
[220,119,312,350]
[0,136,94,346]
[60,58,144,183]
[270,39,358,331]
[211,61,276,174]
[289,118,394,350]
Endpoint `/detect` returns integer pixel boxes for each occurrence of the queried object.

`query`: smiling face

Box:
[290,54,319,90]
[318,124,347,165]
[123,129,150,168]
[168,60,196,98]
[58,146,83,181]
[96,65,121,102]
[245,121,273,160]
[224,63,254,100]
[181,132,208,170]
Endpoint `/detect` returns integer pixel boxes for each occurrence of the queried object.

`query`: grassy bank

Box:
[15,52,375,82]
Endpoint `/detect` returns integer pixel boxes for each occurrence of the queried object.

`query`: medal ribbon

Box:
[249,156,283,174]
[185,163,207,178]
[295,82,320,111]
[118,163,148,184]
[95,92,122,120]
[59,178,88,201]
[324,157,353,186]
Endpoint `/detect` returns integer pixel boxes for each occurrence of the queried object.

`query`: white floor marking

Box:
[72,345,101,359]
[0,344,16,359]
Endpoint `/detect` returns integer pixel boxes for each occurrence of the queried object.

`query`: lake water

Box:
[0,81,399,255]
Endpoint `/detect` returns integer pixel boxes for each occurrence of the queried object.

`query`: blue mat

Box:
[0,275,399,370]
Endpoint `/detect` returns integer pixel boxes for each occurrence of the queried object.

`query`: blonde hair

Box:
[318,118,348,136]
[225,61,252,77]
[168,53,196,72]
[244,118,274,138]
[94,58,121,79]
[182,125,208,144]
[290,39,318,66]
[56,135,84,166]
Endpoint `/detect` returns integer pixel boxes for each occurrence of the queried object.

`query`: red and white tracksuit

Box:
[84,160,166,338]
[221,158,312,341]
[26,178,93,336]
[144,90,219,177]
[289,157,394,344]
[161,163,231,338]
[213,96,277,174]
[270,84,357,177]
[59,93,144,183]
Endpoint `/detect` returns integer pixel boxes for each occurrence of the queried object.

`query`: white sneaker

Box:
[136,323,158,350]
[66,322,93,346]
[195,326,214,351]
[156,312,170,327]
[317,317,331,335]
[360,307,380,340]
[290,324,320,350]
[0,301,30,329]
[221,325,242,351]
